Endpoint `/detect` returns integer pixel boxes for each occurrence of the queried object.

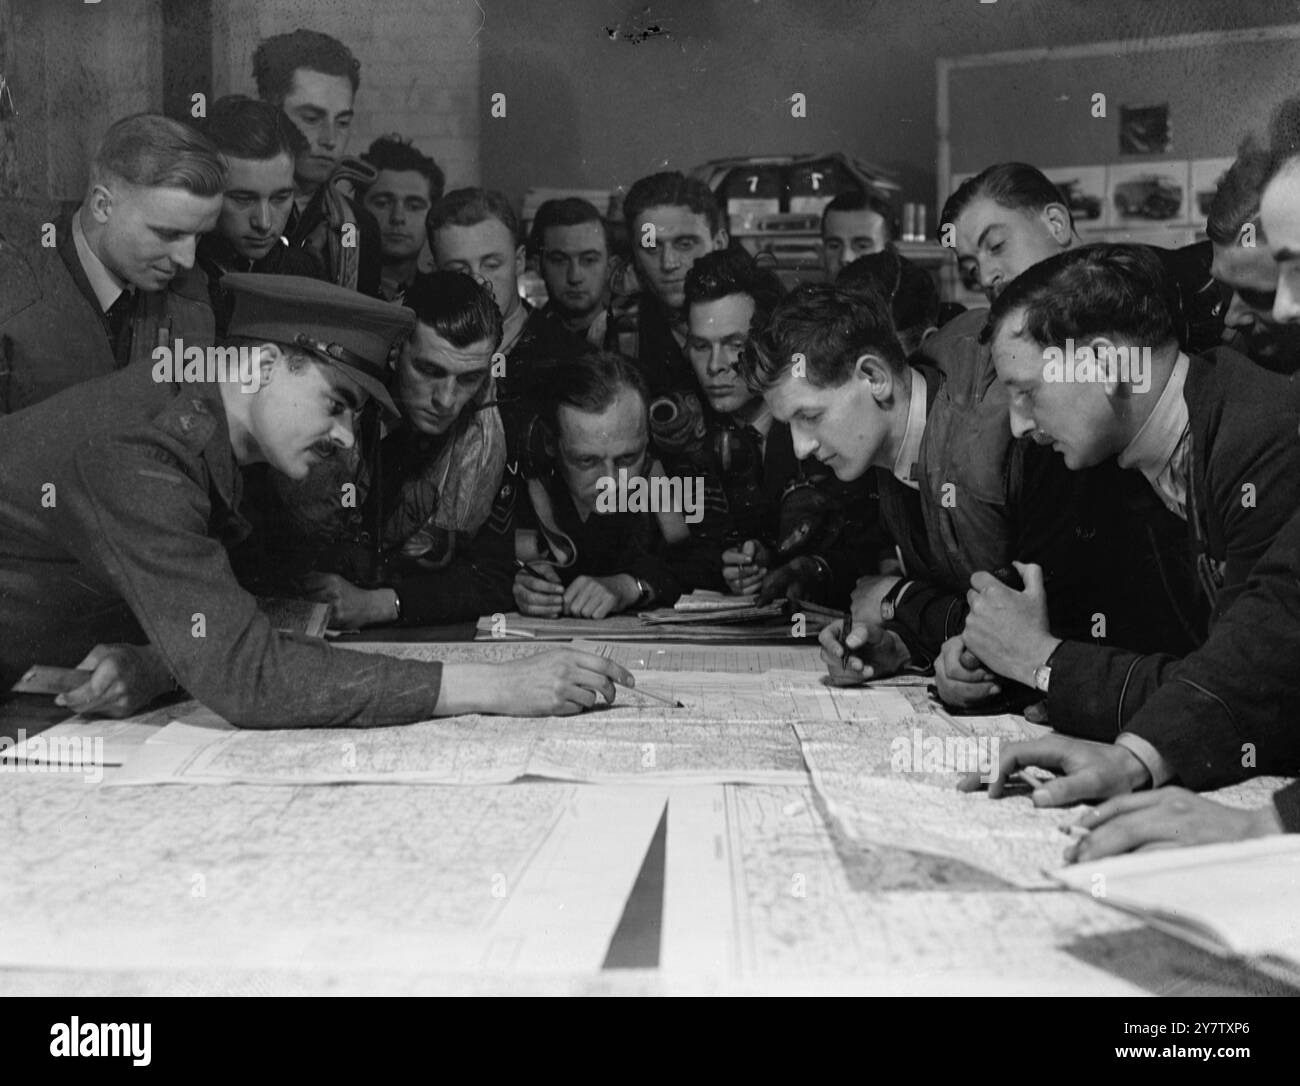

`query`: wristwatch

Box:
[1032,663,1051,694]
[879,578,912,622]
[633,577,654,607]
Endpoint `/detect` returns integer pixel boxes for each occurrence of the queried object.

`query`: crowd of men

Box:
[3,27,1300,862]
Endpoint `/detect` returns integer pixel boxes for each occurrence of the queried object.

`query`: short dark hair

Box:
[981,244,1178,350]
[684,247,786,339]
[836,249,939,337]
[539,351,650,435]
[752,283,906,390]
[1206,139,1271,247]
[427,187,522,249]
[1264,95,1300,188]
[404,270,504,352]
[90,113,226,196]
[200,95,307,162]
[821,189,899,242]
[941,162,1071,233]
[623,171,725,237]
[528,197,610,257]
[253,29,361,105]
[361,134,446,204]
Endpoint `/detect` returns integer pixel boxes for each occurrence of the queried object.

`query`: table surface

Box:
[3,625,1296,997]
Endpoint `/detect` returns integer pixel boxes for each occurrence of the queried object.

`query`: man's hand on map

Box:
[818,617,911,685]
[436,649,635,716]
[57,643,174,718]
[1062,787,1284,862]
[958,735,1151,803]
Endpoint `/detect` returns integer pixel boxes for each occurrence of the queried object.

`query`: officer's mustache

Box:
[309,440,338,460]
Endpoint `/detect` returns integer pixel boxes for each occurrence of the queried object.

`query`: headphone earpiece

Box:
[518,412,557,480]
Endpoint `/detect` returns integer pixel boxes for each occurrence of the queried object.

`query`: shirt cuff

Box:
[1115,732,1173,788]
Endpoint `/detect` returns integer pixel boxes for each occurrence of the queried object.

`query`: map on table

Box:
[656,783,1293,995]
[0,774,665,975]
[337,638,826,673]
[102,670,820,787]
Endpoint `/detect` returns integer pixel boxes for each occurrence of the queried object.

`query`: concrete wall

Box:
[211,0,481,192]
[3,0,162,200]
[0,0,481,201]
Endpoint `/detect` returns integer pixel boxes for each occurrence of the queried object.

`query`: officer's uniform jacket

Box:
[0,363,447,727]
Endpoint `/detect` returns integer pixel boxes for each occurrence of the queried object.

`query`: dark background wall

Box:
[4,0,1298,211]
[947,33,1300,175]
[478,0,1300,215]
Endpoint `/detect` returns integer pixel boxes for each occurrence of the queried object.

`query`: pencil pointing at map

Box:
[610,680,683,709]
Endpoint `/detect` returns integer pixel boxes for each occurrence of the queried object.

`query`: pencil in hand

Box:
[611,680,683,709]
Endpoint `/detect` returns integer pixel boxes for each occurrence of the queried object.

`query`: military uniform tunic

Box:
[0,363,446,728]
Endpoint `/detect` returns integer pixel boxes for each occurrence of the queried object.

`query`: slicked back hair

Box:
[253,29,361,104]
[90,113,226,196]
[200,95,307,162]
[981,243,1178,351]
[1263,95,1300,191]
[940,162,1071,233]
[623,171,725,237]
[427,187,522,249]
[1207,138,1272,247]
[90,114,226,197]
[752,283,907,391]
[405,270,504,352]
[362,134,446,204]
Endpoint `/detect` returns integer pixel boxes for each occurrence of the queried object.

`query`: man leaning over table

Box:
[960,104,1300,855]
[0,273,630,726]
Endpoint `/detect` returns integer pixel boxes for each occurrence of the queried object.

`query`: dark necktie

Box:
[105,290,135,367]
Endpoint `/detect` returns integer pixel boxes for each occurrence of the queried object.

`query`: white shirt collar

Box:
[1117,353,1190,506]
[892,367,928,490]
[72,210,130,313]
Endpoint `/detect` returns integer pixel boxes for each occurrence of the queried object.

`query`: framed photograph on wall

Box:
[1042,165,1109,228]
[1107,160,1191,227]
[1119,102,1173,154]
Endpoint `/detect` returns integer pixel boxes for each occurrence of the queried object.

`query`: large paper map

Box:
[105,670,814,787]
[0,773,664,974]
[658,783,1294,995]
